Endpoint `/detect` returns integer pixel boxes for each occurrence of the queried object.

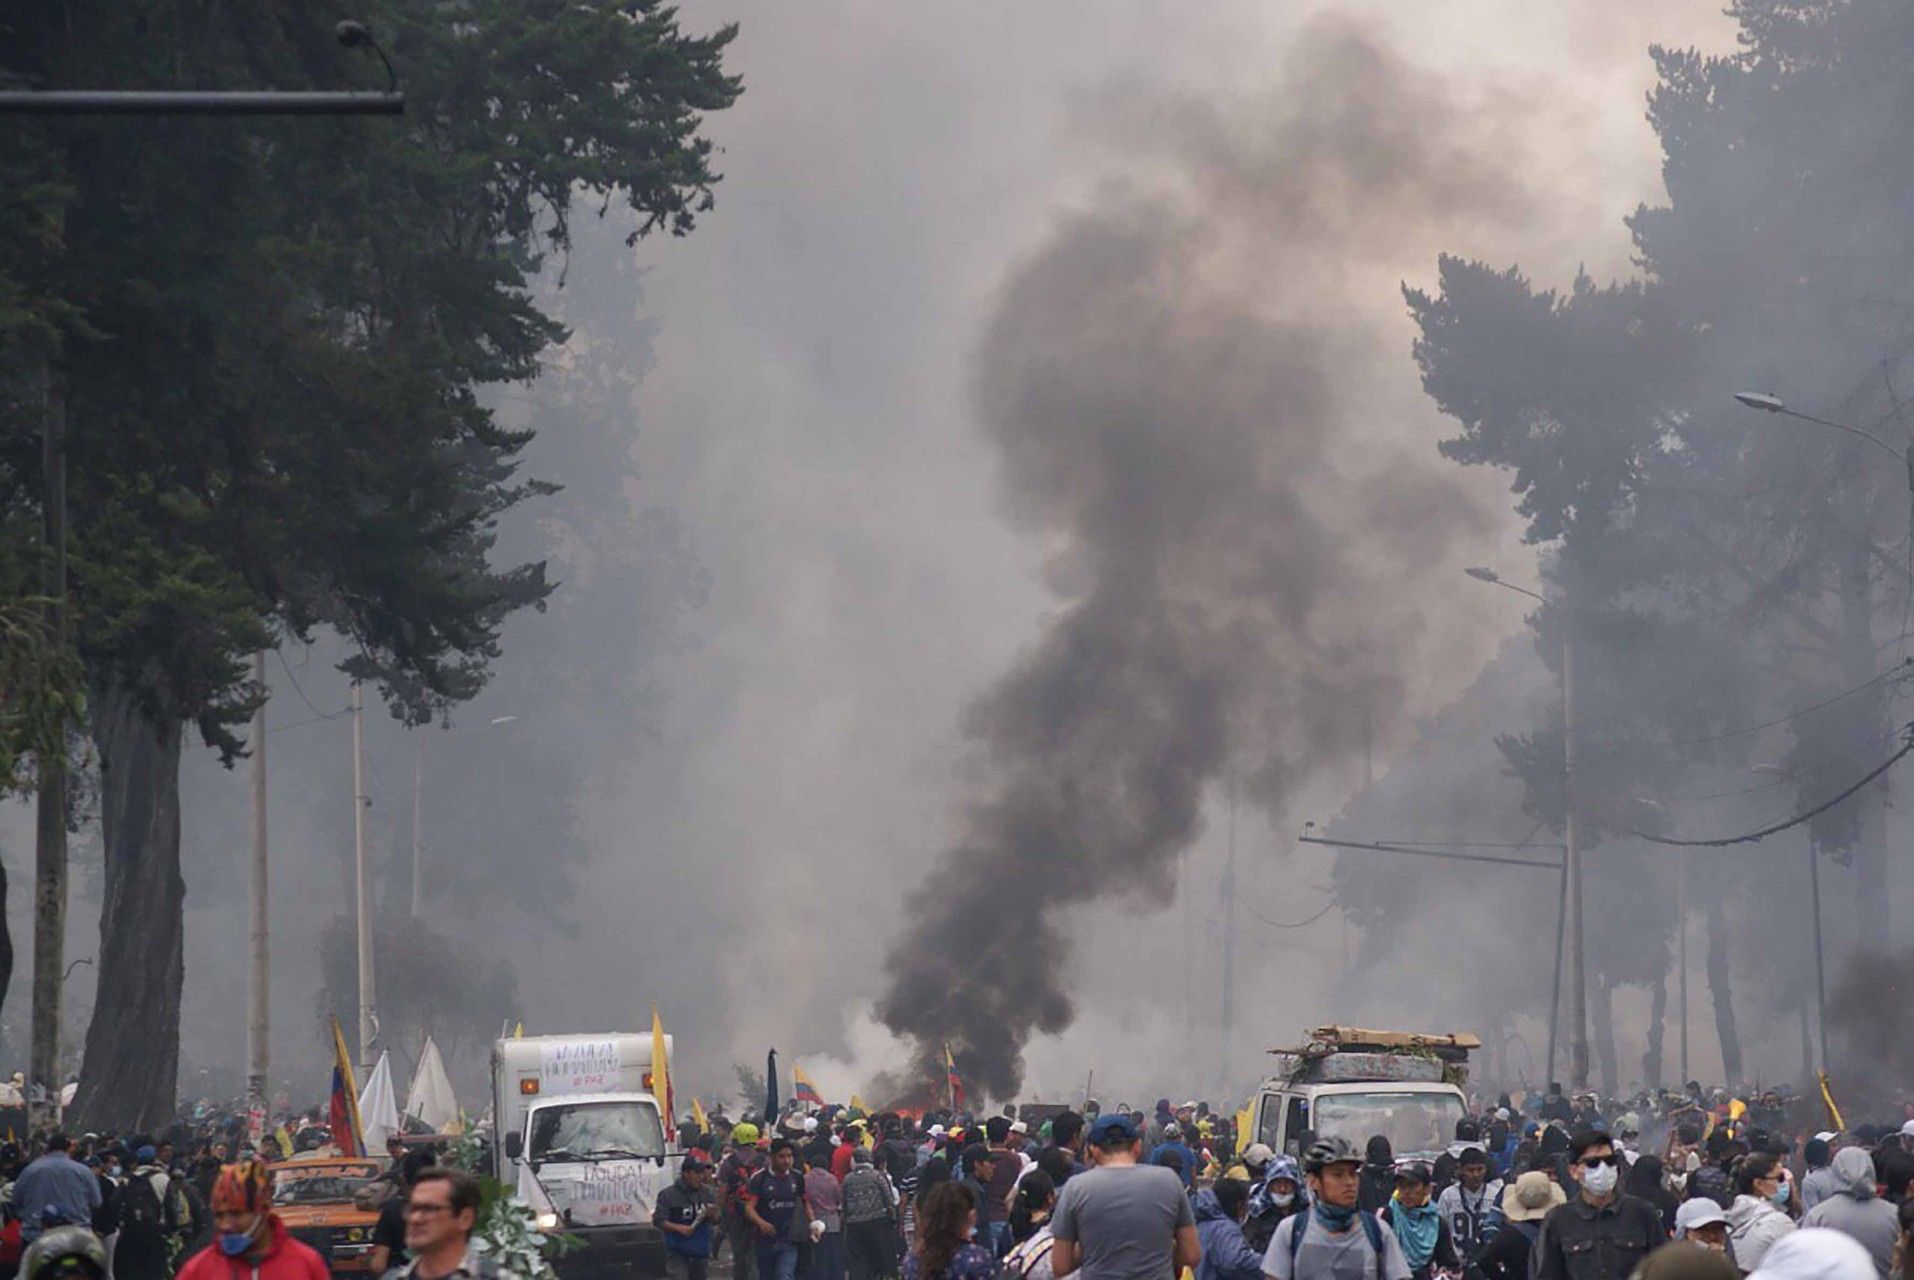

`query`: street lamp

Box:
[1467,565,1589,1092]
[1733,391,1910,466]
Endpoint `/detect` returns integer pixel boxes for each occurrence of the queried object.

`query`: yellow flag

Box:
[693,1097,711,1134]
[513,1021,525,1039]
[275,1124,294,1158]
[650,1003,675,1140]
[1235,1108,1252,1154]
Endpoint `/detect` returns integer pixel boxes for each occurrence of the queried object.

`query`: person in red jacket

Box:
[176,1162,327,1280]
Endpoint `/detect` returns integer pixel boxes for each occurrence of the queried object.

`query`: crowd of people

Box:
[667,1083,1914,1280]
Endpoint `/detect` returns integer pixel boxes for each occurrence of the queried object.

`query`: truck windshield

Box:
[1311,1091,1465,1159]
[529,1102,665,1162]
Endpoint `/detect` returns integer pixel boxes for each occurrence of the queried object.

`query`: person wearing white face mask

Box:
[1724,1155,1796,1275]
[1531,1131,1668,1280]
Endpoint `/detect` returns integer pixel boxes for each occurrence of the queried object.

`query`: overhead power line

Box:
[1240,899,1340,929]
[1298,833,1562,870]
[1587,657,1912,752]
[1631,725,1914,848]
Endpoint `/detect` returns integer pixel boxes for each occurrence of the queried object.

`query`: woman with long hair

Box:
[1004,1174,1057,1280]
[904,1183,997,1280]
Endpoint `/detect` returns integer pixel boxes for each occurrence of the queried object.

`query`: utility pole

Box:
[248,651,270,1137]
[352,680,377,1071]
[30,357,67,1134]
[1807,843,1829,1071]
[411,739,423,918]
[1219,776,1237,1093]
[1562,618,1589,1092]
[1677,853,1689,1086]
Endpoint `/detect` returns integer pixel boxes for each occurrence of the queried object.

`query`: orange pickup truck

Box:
[270,1156,389,1277]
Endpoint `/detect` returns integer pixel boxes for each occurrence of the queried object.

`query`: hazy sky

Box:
[575,0,1735,1101]
[8,0,1741,1112]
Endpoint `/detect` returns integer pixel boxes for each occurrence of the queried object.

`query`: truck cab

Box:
[493,1033,678,1277]
[1248,1027,1476,1164]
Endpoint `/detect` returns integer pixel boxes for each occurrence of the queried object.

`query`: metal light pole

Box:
[352,681,377,1071]
[1467,566,1589,1091]
[248,651,270,1136]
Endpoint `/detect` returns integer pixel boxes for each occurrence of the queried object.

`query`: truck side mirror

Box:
[506,1132,523,1160]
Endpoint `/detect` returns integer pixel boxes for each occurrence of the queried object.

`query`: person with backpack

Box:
[116,1147,186,1280]
[1472,1172,1560,1280]
[1002,1174,1056,1280]
[1262,1136,1412,1280]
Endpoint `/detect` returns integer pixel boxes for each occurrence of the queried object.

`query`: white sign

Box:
[541,1039,621,1092]
[545,1161,666,1226]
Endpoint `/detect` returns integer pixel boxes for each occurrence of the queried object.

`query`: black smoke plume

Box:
[874,19,1528,1098]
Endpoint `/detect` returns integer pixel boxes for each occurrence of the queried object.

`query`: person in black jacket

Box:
[1531,1132,1668,1280]
[1358,1137,1397,1214]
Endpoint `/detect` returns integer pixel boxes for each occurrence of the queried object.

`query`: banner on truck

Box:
[542,1038,622,1091]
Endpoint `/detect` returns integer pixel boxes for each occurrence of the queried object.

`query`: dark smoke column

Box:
[875,185,1490,1098]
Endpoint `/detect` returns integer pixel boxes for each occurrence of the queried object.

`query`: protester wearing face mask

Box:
[1677,1199,1734,1262]
[175,1161,327,1280]
[1245,1156,1306,1255]
[1530,1131,1666,1280]
[1724,1154,1796,1275]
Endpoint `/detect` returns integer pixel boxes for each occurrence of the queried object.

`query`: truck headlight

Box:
[535,1212,559,1231]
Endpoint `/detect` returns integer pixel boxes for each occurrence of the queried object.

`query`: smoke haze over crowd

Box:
[5,0,1740,1108]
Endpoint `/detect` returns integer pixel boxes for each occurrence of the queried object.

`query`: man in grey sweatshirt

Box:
[1799,1147,1898,1278]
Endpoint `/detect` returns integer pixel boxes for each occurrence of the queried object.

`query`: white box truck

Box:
[492,1032,678,1276]
[1246,1026,1475,1164]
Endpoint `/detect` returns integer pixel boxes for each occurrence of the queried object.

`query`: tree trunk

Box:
[69,681,182,1131]
[1705,897,1743,1084]
[1644,968,1668,1088]
[1591,972,1619,1098]
[0,858,11,1038]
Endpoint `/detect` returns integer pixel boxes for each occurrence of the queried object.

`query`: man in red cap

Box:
[176,1162,327,1280]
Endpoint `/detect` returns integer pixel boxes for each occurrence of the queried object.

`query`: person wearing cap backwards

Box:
[1529,1130,1666,1280]
[1050,1113,1198,1280]
[656,1154,722,1280]
[1381,1164,1457,1280]
[1799,1138,1839,1214]
[1473,1171,1563,1280]
[175,1161,327,1280]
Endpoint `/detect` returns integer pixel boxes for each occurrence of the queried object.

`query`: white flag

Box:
[358,1050,402,1152]
[406,1037,460,1132]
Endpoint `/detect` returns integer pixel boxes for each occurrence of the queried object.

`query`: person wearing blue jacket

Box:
[1195,1181,1265,1280]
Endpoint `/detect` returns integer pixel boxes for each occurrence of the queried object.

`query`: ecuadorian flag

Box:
[793,1063,824,1108]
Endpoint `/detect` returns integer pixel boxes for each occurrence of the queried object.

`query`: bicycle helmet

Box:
[1303,1135,1362,1173]
[21,1226,110,1280]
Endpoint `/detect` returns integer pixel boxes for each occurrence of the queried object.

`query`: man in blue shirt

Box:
[13,1134,103,1242]
[1150,1124,1198,1190]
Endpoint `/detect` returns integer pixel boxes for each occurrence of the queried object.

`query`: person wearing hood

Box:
[1746,1228,1878,1280]
[1802,1143,1840,1216]
[1382,1164,1457,1280]
[1358,1139,1396,1215]
[1245,1156,1306,1255]
[1627,1156,1680,1239]
[1801,1149,1899,1278]
[1725,1154,1797,1274]
[1195,1180,1264,1280]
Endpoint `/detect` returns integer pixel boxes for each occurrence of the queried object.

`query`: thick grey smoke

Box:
[873,19,1539,1099]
